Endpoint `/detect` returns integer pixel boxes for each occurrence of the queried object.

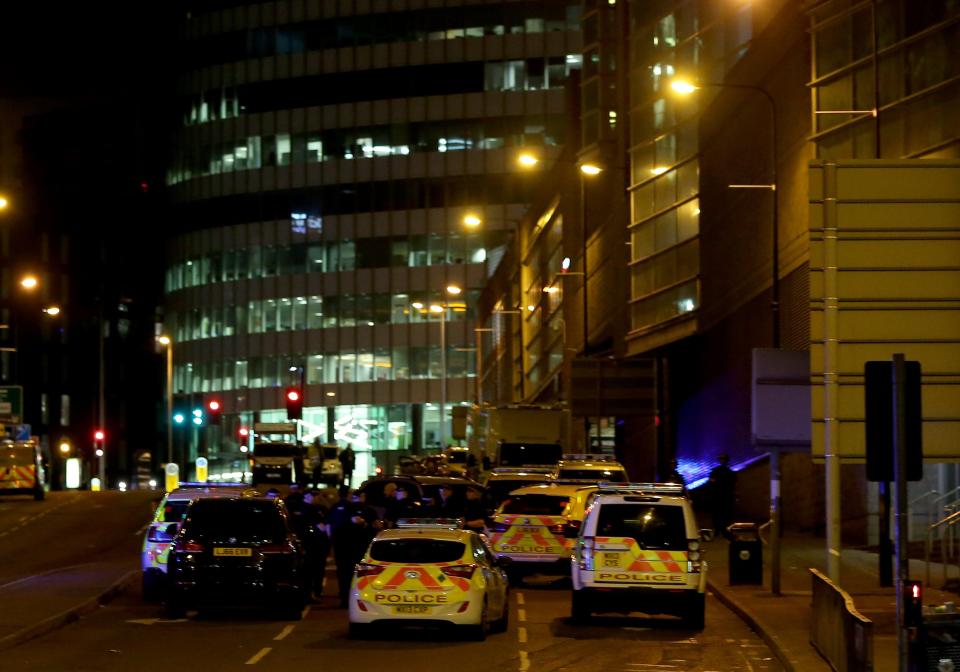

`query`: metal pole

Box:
[769,95,780,350]
[580,171,590,451]
[440,308,446,448]
[892,353,908,672]
[165,344,173,465]
[98,306,106,488]
[771,448,782,595]
[823,162,842,581]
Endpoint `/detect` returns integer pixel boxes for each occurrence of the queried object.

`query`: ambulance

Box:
[0,439,45,500]
[486,483,596,581]
[570,483,712,629]
[348,519,510,640]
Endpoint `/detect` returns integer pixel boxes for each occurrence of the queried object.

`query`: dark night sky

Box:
[0,3,175,99]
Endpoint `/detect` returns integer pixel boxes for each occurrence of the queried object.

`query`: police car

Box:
[487,483,596,581]
[570,483,712,629]
[140,482,258,601]
[348,519,510,640]
[554,454,629,483]
[481,467,555,510]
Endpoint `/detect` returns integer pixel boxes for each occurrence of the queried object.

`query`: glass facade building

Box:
[166,1,582,476]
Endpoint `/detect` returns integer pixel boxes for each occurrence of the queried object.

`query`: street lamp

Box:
[671,75,780,349]
[579,163,602,176]
[0,195,8,210]
[157,336,174,466]
[19,275,38,291]
[462,214,482,228]
[517,152,540,168]
[42,306,60,316]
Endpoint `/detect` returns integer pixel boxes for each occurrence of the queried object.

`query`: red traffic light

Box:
[93,430,105,442]
[285,386,303,420]
[206,398,223,425]
[208,399,221,412]
[286,389,300,402]
[238,427,249,438]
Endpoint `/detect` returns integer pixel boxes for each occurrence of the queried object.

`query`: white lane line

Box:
[273,625,295,641]
[516,592,525,606]
[302,605,312,619]
[18,516,28,523]
[517,608,526,622]
[245,648,272,665]
[517,626,528,644]
[519,650,530,672]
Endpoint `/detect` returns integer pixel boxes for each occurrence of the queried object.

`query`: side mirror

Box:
[699,528,715,543]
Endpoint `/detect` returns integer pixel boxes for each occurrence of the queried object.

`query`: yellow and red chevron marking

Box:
[496,515,565,527]
[0,465,36,489]
[595,537,687,573]
[357,562,469,592]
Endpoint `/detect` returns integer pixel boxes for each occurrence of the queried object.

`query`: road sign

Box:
[196,457,208,483]
[165,463,179,492]
[0,386,23,423]
[13,424,31,441]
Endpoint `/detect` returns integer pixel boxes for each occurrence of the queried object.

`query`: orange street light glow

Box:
[20,275,38,290]
[579,163,602,176]
[463,214,482,228]
[517,153,539,168]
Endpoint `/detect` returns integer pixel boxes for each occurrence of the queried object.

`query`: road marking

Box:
[517,626,527,643]
[0,563,92,592]
[245,648,272,665]
[519,650,530,672]
[302,605,312,619]
[516,592,525,606]
[273,625,295,641]
[18,516,28,522]
[517,608,526,622]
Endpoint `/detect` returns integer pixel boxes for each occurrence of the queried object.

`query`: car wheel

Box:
[570,590,591,624]
[141,572,165,603]
[681,593,705,630]
[348,622,371,640]
[466,599,489,641]
[164,593,186,619]
[33,487,44,501]
[491,597,510,633]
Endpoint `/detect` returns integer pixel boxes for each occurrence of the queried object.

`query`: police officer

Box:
[383,486,418,527]
[289,489,330,600]
[461,486,487,534]
[328,486,376,608]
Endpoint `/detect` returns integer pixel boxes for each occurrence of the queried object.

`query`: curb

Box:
[0,569,138,653]
[707,578,795,672]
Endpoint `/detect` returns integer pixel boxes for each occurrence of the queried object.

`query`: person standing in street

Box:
[339,445,356,488]
[328,486,376,608]
[460,486,487,534]
[708,453,736,539]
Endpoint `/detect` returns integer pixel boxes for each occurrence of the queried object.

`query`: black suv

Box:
[358,475,483,516]
[166,497,307,619]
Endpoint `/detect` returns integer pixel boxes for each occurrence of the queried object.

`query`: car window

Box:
[160,500,191,523]
[370,539,465,563]
[596,504,687,550]
[500,494,569,516]
[558,468,627,482]
[486,480,550,506]
[184,500,287,544]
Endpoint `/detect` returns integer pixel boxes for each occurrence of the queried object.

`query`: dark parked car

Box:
[358,475,483,517]
[165,497,308,619]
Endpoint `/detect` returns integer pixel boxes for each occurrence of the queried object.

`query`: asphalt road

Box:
[8,570,783,672]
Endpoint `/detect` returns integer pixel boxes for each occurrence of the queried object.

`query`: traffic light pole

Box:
[892,353,908,672]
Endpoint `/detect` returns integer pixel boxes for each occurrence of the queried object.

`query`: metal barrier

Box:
[810,568,873,672]
[926,508,960,587]
[908,489,938,542]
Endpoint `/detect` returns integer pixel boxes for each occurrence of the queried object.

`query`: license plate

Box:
[516,526,542,534]
[393,605,431,615]
[602,554,621,568]
[213,547,252,557]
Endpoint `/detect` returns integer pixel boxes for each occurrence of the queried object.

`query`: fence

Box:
[810,568,873,672]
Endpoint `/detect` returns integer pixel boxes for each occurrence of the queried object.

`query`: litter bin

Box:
[728,522,763,585]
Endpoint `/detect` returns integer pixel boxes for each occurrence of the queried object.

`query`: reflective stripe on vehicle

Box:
[0,465,36,489]
[594,536,688,572]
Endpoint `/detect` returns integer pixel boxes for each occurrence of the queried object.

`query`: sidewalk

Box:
[0,556,137,652]
[706,533,956,672]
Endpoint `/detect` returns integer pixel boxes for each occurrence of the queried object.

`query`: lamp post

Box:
[158,336,173,465]
[672,76,785,593]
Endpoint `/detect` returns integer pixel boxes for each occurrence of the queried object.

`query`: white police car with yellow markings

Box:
[348,519,510,640]
[570,483,712,629]
[140,482,258,601]
[486,483,595,579]
[554,454,629,483]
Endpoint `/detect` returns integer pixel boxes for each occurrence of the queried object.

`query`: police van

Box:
[570,483,712,629]
[0,439,45,500]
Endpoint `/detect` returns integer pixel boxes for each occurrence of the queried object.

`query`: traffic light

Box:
[93,429,105,442]
[285,387,303,420]
[207,398,222,425]
[905,580,923,627]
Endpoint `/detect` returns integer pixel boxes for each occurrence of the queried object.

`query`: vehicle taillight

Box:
[355,563,385,577]
[441,564,477,579]
[579,537,595,570]
[177,540,205,553]
[260,543,292,554]
[549,522,565,534]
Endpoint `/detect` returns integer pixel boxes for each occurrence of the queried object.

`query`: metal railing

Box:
[908,489,938,542]
[926,508,960,587]
[810,568,874,672]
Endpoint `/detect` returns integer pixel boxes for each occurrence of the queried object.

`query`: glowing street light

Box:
[429,304,444,314]
[412,302,424,310]
[59,441,71,455]
[0,195,8,210]
[446,285,462,296]
[517,152,540,168]
[20,275,38,290]
[157,335,171,346]
[463,214,482,228]
[42,306,60,316]
[670,78,698,95]
[579,163,602,176]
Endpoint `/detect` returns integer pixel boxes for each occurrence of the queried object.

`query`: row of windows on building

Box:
[168,116,563,184]
[165,233,506,293]
[181,55,582,125]
[168,291,481,343]
[183,2,581,69]
[176,346,477,393]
